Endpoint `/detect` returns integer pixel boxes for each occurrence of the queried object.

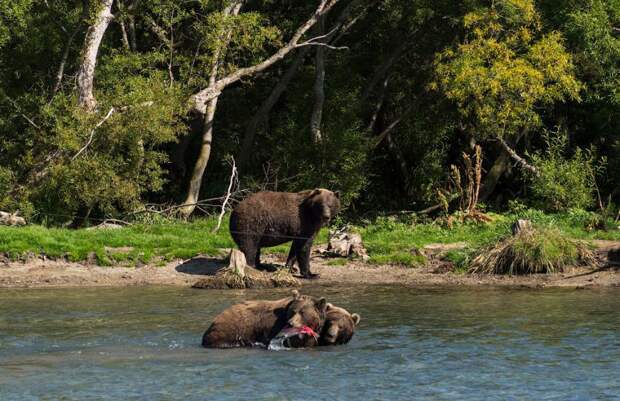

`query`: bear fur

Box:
[320,304,361,345]
[279,303,361,348]
[229,189,341,278]
[202,290,327,348]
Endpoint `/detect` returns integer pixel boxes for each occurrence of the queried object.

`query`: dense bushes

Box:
[0,0,619,224]
[529,133,601,212]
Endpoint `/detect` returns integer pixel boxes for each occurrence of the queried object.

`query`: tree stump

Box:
[511,219,533,235]
[228,248,246,278]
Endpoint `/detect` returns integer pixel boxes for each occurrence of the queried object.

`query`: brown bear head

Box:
[286,290,328,333]
[319,304,361,345]
[302,188,341,225]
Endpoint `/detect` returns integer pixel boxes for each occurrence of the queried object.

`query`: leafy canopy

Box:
[432,0,581,139]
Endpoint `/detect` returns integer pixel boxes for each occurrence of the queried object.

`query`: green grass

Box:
[356,209,619,268]
[0,209,618,267]
[469,227,595,275]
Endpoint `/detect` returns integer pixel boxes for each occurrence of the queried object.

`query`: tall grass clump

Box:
[469,227,595,275]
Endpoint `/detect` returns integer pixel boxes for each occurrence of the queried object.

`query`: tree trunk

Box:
[385,132,409,183]
[362,38,410,100]
[52,1,89,97]
[479,131,530,201]
[182,96,219,215]
[479,149,510,201]
[189,0,340,114]
[310,15,326,143]
[77,0,114,111]
[116,0,131,50]
[238,0,360,169]
[178,0,243,217]
[180,0,340,217]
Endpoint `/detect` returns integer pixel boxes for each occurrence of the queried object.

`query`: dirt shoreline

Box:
[1,246,619,289]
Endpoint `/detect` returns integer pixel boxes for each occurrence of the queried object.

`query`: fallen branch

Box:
[212,158,238,233]
[496,137,539,176]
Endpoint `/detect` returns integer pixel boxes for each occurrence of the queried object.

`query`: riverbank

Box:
[1,211,619,289]
[1,241,618,289]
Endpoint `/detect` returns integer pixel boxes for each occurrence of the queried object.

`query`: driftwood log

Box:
[324,228,369,261]
[0,211,26,226]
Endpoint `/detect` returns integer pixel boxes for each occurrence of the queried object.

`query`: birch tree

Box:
[179,0,342,217]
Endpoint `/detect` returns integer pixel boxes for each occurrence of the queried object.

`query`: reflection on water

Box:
[1,286,619,401]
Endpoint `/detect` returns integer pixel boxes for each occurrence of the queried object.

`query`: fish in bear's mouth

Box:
[273,325,319,345]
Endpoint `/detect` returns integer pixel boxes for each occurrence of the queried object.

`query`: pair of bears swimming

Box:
[202,290,360,348]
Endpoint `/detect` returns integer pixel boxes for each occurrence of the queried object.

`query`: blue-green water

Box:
[0,286,619,401]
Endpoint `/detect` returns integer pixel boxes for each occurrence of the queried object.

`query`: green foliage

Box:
[433,0,581,140]
[0,0,34,49]
[529,133,601,212]
[564,0,620,103]
[26,71,184,222]
[1,0,619,224]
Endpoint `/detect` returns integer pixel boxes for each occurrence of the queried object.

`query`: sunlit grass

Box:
[0,209,617,267]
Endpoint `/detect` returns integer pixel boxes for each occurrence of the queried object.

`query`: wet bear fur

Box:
[229,189,340,278]
[284,303,361,348]
[202,290,327,348]
[320,304,361,345]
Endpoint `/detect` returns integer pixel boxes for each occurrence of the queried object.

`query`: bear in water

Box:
[319,304,361,345]
[202,290,327,348]
[229,189,340,279]
[275,303,361,348]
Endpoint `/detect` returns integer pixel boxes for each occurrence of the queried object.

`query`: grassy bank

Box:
[0,210,618,267]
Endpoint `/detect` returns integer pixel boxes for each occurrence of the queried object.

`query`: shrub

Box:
[469,227,595,274]
[529,133,600,212]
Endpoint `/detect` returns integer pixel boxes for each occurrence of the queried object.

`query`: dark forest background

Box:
[1,0,618,224]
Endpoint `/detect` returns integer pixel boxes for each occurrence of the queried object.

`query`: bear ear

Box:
[326,302,334,310]
[316,297,327,312]
[310,189,321,197]
[351,313,361,325]
[334,191,340,199]
[291,289,301,300]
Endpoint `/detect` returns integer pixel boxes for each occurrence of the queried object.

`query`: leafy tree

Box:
[432,0,581,144]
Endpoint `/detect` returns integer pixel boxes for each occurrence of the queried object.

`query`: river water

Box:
[0,285,619,401]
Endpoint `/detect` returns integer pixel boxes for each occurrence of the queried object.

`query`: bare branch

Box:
[294,42,349,50]
[372,106,413,149]
[72,107,115,160]
[496,137,539,176]
[190,0,340,114]
[212,158,238,233]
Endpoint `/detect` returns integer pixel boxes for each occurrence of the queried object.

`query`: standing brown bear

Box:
[229,188,340,279]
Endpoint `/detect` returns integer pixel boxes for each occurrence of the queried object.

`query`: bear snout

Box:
[288,314,303,328]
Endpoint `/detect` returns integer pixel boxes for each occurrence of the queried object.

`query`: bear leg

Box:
[255,247,262,269]
[298,239,319,279]
[286,240,303,274]
[241,241,258,268]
